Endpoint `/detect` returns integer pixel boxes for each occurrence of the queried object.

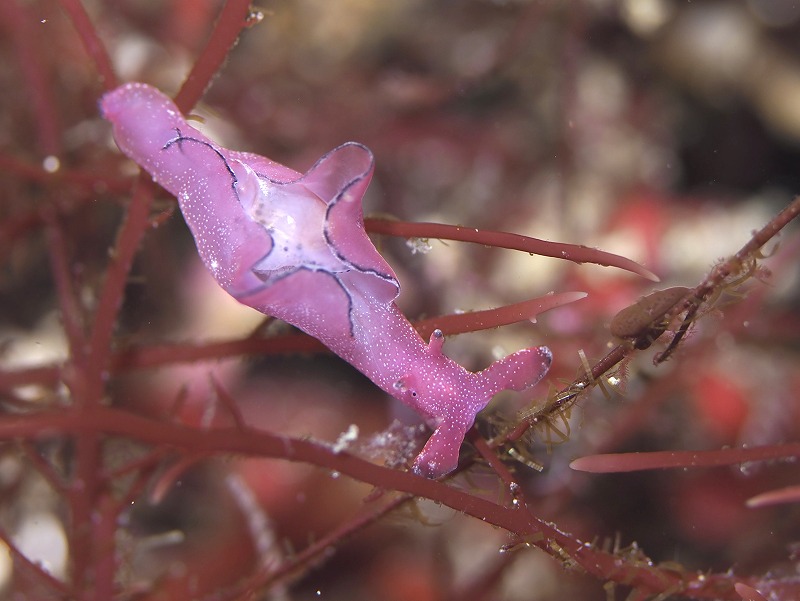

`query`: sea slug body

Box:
[101,83,551,477]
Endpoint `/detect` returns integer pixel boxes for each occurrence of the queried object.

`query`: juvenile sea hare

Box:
[101,83,552,477]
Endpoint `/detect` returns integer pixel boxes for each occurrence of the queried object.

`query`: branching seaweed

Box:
[1,2,799,600]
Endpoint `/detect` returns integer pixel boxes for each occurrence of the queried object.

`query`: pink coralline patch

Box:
[101,82,551,477]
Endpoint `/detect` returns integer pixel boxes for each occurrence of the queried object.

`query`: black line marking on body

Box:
[162,134,371,337]
[163,129,239,196]
[239,265,357,337]
[249,142,397,292]
[323,186,399,291]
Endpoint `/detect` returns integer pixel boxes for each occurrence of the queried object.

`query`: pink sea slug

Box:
[101,83,551,477]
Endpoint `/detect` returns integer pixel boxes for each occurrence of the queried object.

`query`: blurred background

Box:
[1,0,800,599]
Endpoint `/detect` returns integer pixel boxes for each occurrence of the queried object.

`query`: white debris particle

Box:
[42,155,60,173]
[332,424,359,453]
[406,237,433,254]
